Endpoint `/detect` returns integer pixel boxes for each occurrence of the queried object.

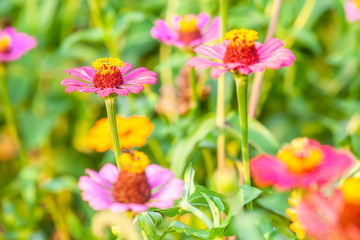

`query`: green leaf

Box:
[169,113,216,177]
[41,176,79,193]
[229,185,262,216]
[182,163,195,200]
[137,212,159,239]
[159,221,209,239]
[201,193,221,227]
[256,192,290,217]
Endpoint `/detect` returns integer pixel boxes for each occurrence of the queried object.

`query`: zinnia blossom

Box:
[87,115,154,151]
[344,0,360,22]
[287,177,360,240]
[78,151,184,213]
[250,137,356,191]
[187,28,295,78]
[0,27,36,62]
[61,57,157,98]
[151,13,220,49]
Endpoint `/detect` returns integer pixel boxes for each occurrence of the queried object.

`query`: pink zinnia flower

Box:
[61,57,157,98]
[78,151,184,213]
[0,27,36,62]
[250,137,356,191]
[287,177,360,240]
[151,12,220,49]
[188,28,295,78]
[345,0,360,22]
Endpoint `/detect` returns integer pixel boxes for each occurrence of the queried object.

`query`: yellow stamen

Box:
[92,57,124,75]
[287,190,306,240]
[224,28,259,47]
[0,34,11,53]
[179,15,198,33]
[119,150,150,174]
[277,137,322,174]
[341,177,360,204]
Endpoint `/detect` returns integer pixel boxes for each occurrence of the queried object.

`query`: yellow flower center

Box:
[0,34,11,53]
[119,150,150,174]
[286,190,306,240]
[355,0,360,8]
[179,15,198,33]
[91,57,124,89]
[224,28,259,47]
[277,137,323,174]
[341,177,360,204]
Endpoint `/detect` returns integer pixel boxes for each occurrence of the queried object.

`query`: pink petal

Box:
[123,68,157,85]
[128,203,149,212]
[121,84,144,94]
[146,164,174,189]
[99,163,119,185]
[210,67,229,79]
[171,15,182,30]
[201,17,221,42]
[193,43,225,60]
[113,88,129,96]
[110,203,129,213]
[150,20,178,44]
[87,196,113,210]
[96,88,113,98]
[85,168,113,189]
[250,155,297,191]
[187,56,224,70]
[345,1,360,22]
[147,200,175,209]
[61,78,93,86]
[65,67,96,82]
[256,38,284,58]
[78,176,112,199]
[196,13,211,29]
[151,179,184,201]
[64,85,98,93]
[258,48,295,69]
[119,62,133,76]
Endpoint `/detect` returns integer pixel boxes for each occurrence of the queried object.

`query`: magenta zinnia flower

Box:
[188,28,295,78]
[0,27,36,62]
[345,0,360,22]
[61,57,157,98]
[78,151,184,213]
[250,137,356,191]
[151,12,220,49]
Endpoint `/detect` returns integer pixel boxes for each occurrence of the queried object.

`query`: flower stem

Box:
[0,63,27,165]
[104,96,122,169]
[189,66,199,109]
[234,74,252,211]
[216,0,228,192]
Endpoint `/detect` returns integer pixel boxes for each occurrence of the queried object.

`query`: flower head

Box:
[61,57,157,98]
[78,153,184,213]
[286,190,306,240]
[0,27,36,62]
[151,13,220,49]
[250,137,356,191]
[289,177,360,240]
[345,0,360,22]
[87,115,154,152]
[188,28,295,77]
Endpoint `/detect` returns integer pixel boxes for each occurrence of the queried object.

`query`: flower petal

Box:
[119,62,133,76]
[188,56,224,70]
[98,163,119,185]
[201,17,221,42]
[151,179,184,201]
[196,12,211,29]
[110,202,129,213]
[113,88,129,96]
[193,43,225,60]
[96,88,113,98]
[61,78,93,86]
[210,67,229,79]
[150,20,178,45]
[146,164,174,189]
[65,66,96,82]
[64,85,98,93]
[128,203,149,212]
[85,168,113,189]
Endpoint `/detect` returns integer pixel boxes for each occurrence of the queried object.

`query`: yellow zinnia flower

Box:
[87,115,154,152]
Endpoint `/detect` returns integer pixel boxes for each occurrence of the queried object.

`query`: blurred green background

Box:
[0,0,359,239]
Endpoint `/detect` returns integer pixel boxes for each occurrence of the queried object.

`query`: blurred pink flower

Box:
[61,57,157,98]
[151,13,220,48]
[293,178,360,240]
[250,137,356,191]
[78,163,184,213]
[0,27,36,62]
[344,0,360,22]
[188,28,295,78]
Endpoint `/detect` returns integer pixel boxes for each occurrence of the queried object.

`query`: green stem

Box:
[219,0,228,37]
[0,64,27,165]
[104,96,122,169]
[189,66,199,109]
[234,74,252,211]
[181,202,213,229]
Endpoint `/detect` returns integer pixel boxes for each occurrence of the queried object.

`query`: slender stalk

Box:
[189,66,199,109]
[141,230,149,240]
[216,0,228,191]
[249,0,282,118]
[0,63,27,165]
[234,74,252,211]
[104,96,122,169]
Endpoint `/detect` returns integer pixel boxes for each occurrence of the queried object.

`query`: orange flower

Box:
[87,116,154,152]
